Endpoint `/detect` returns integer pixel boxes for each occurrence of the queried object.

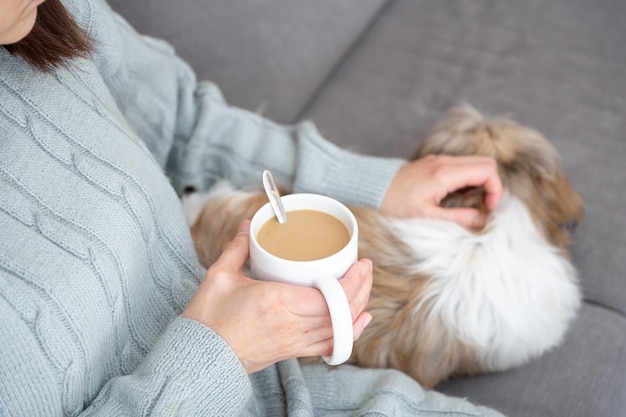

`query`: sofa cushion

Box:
[439,303,626,417]
[300,0,626,316]
[107,0,389,123]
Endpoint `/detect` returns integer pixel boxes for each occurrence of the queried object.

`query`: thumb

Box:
[427,206,487,230]
[214,220,251,272]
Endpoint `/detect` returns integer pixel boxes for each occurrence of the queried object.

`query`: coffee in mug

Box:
[256,209,350,261]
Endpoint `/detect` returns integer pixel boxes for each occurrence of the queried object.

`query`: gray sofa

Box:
[108,1,626,416]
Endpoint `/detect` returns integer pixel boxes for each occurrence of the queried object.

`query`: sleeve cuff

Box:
[293,122,406,208]
[129,317,251,416]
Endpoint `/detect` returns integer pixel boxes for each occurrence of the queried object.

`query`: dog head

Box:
[412,104,584,249]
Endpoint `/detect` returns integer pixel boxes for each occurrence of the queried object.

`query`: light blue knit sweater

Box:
[0,0,505,416]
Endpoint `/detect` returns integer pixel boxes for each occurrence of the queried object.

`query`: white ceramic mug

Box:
[249,193,358,366]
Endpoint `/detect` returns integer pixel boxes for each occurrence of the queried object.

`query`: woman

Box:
[0,0,504,415]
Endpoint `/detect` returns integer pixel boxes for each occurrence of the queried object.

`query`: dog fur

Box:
[182,104,583,388]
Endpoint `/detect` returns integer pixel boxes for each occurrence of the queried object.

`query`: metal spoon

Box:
[262,170,288,224]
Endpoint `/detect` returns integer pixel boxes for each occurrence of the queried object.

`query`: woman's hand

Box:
[182,221,373,374]
[381,154,502,228]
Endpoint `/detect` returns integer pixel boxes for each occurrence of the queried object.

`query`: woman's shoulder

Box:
[58,0,124,77]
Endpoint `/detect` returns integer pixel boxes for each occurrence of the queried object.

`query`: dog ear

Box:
[536,169,584,246]
[500,142,584,249]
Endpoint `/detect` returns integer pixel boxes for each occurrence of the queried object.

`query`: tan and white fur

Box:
[182,105,583,388]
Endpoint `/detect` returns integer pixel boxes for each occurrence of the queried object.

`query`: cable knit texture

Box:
[0,0,505,415]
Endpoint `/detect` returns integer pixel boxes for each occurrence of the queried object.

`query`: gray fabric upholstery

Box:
[440,304,626,417]
[301,0,626,317]
[107,0,388,123]
[108,0,626,415]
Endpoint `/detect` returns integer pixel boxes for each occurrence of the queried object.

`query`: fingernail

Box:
[363,313,373,328]
[361,259,373,276]
[472,213,486,229]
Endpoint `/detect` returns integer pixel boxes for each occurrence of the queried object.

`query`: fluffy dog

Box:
[182,105,583,388]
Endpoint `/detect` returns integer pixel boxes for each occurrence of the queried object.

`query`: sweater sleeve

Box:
[82,318,251,416]
[90,0,405,209]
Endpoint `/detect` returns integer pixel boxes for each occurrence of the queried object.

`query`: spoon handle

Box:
[262,170,288,224]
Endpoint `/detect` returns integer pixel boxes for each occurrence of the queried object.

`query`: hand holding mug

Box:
[182,220,373,374]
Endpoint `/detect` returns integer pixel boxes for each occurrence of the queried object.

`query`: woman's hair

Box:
[4,0,93,72]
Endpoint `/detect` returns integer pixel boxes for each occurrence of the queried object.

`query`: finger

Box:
[352,311,373,341]
[300,302,372,348]
[483,173,503,210]
[443,157,502,210]
[425,205,487,229]
[284,285,331,317]
[285,259,373,318]
[340,259,373,319]
[464,157,502,210]
[300,311,373,359]
[300,337,335,359]
[340,259,373,300]
[302,321,334,346]
[213,220,251,272]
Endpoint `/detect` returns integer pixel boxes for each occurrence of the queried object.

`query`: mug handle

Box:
[313,275,354,365]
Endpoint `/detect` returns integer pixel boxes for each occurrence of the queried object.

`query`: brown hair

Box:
[4,0,93,72]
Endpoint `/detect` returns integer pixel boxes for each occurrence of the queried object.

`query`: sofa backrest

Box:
[107,0,389,123]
